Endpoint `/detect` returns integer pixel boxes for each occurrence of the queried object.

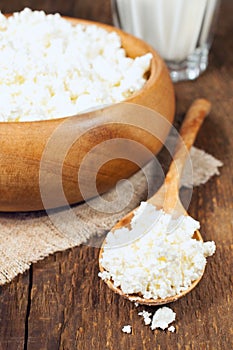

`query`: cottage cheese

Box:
[99,202,216,300]
[0,8,152,122]
[167,325,175,333]
[151,307,176,331]
[138,310,152,325]
[138,306,176,331]
[122,325,132,334]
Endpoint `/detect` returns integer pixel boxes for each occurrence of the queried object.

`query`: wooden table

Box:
[0,1,232,349]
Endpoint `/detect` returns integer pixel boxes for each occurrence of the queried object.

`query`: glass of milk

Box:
[111,0,221,82]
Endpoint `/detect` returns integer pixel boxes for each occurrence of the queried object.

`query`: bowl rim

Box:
[1,15,164,125]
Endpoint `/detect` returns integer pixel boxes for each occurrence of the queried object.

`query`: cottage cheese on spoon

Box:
[99,202,215,300]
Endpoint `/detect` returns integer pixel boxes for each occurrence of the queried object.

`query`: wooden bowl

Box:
[0,17,175,212]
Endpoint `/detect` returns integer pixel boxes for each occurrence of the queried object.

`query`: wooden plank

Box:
[26,241,232,350]
[0,0,75,16]
[0,1,232,349]
[0,0,112,23]
[73,0,112,24]
[0,273,29,350]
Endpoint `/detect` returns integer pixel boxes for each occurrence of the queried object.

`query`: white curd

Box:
[0,8,152,122]
[99,202,216,300]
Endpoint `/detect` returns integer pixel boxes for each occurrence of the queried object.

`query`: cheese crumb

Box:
[99,202,216,300]
[0,8,152,122]
[122,325,132,334]
[137,306,177,332]
[168,325,176,333]
[151,307,176,331]
[138,310,152,325]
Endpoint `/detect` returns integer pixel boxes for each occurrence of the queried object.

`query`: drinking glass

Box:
[111,0,221,82]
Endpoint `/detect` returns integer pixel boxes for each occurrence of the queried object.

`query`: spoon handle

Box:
[149,99,211,213]
[165,98,211,186]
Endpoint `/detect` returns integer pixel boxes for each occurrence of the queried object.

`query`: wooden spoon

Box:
[99,99,211,305]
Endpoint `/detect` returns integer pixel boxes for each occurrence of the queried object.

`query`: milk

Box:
[113,0,219,62]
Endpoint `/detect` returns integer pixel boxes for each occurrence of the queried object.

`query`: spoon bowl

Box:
[99,99,211,305]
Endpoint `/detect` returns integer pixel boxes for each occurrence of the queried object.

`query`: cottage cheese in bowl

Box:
[0,8,152,122]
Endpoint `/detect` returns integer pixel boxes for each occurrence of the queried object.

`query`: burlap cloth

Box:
[0,145,222,285]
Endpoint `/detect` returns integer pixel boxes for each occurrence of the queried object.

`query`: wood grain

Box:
[0,0,112,23]
[0,273,29,350]
[0,1,232,349]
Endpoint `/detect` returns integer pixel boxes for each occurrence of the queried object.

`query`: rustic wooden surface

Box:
[0,1,232,349]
